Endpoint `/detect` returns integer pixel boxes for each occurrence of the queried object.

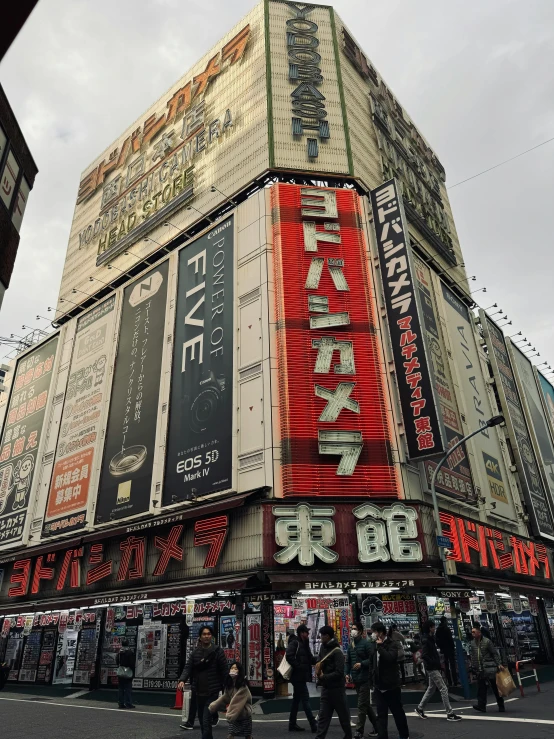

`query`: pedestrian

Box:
[415,621,461,722]
[346,620,378,739]
[180,683,198,730]
[116,639,136,709]
[470,622,505,713]
[387,623,406,685]
[0,661,9,691]
[435,616,458,686]
[178,625,228,739]
[286,624,318,733]
[314,625,352,739]
[209,662,253,739]
[370,622,410,739]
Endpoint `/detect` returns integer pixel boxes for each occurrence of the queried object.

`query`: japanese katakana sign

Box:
[43,297,117,537]
[95,262,169,523]
[271,183,399,497]
[0,336,59,546]
[370,179,445,460]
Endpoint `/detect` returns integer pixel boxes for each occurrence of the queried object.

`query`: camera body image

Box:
[187,371,227,434]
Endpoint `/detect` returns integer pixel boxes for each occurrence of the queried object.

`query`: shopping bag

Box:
[277,654,294,681]
[495,667,516,697]
[181,689,191,722]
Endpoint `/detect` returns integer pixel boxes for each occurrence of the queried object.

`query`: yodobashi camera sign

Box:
[164,218,234,503]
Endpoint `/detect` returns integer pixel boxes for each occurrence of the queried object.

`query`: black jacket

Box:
[372,638,400,691]
[316,638,346,689]
[116,648,136,671]
[345,636,375,685]
[179,644,228,695]
[286,636,316,684]
[421,634,441,672]
[436,623,455,654]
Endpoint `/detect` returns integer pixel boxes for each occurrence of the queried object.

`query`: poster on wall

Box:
[5,628,24,681]
[164,218,234,504]
[220,615,241,666]
[43,297,117,537]
[537,371,554,438]
[36,629,57,684]
[52,628,78,685]
[0,336,59,545]
[95,263,169,523]
[136,623,168,679]
[480,312,554,539]
[19,628,42,682]
[413,258,474,501]
[73,615,101,685]
[246,614,262,688]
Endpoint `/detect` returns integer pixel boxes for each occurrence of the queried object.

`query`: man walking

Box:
[470,622,505,713]
[415,621,461,722]
[286,624,317,733]
[314,626,352,739]
[346,621,378,739]
[370,622,409,739]
[436,616,458,686]
[178,625,228,739]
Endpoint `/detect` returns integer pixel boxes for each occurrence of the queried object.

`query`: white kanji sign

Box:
[353,503,422,563]
[273,504,338,566]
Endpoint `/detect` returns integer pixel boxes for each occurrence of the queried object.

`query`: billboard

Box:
[0,337,59,546]
[440,285,514,516]
[413,258,474,501]
[272,183,399,497]
[480,312,554,539]
[43,297,117,537]
[369,179,445,460]
[508,343,554,506]
[537,371,554,438]
[164,219,235,503]
[94,262,169,523]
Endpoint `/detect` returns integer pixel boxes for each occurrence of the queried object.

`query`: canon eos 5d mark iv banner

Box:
[370,179,445,460]
[164,218,234,503]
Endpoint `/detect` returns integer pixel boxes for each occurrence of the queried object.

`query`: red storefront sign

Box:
[271,184,399,497]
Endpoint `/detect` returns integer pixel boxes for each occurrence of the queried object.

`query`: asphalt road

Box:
[0,687,552,739]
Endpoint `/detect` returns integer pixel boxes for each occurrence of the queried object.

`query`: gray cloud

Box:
[1,0,553,367]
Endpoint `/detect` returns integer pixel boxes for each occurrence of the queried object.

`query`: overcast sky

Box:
[1,0,553,368]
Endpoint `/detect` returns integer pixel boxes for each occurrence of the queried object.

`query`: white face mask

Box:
[371,633,378,641]
[230,670,239,677]
[350,629,359,638]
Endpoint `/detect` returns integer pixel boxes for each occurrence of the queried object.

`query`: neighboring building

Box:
[0,84,38,310]
[0,1,553,695]
[0,1,39,61]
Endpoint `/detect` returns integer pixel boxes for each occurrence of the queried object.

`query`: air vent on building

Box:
[239,451,264,468]
[53,393,64,405]
[30,519,42,532]
[239,363,262,380]
[42,451,55,464]
[239,288,260,305]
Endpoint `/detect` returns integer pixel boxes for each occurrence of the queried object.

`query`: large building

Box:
[1,1,554,695]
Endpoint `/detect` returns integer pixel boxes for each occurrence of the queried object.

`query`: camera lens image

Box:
[190,384,221,434]
[109,445,148,477]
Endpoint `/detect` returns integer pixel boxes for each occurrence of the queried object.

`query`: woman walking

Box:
[209,662,253,739]
[116,639,136,709]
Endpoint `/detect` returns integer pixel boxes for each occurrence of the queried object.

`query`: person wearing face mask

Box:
[286,624,318,733]
[346,621,378,739]
[209,662,253,739]
[314,625,352,739]
[370,622,410,739]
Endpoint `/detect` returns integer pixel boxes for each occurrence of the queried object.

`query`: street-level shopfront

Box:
[1,499,554,695]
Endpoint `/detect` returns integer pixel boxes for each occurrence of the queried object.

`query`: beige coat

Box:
[209,684,252,722]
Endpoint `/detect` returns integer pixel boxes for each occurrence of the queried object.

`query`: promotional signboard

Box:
[440,286,514,515]
[413,257,474,500]
[369,179,445,460]
[246,613,262,688]
[95,263,169,523]
[272,183,399,497]
[43,297,117,537]
[164,219,234,504]
[536,371,554,439]
[0,336,59,546]
[52,628,78,685]
[136,623,168,679]
[480,312,554,539]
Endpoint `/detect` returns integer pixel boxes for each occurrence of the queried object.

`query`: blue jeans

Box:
[118,677,133,707]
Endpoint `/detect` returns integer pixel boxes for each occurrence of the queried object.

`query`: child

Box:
[209,661,253,739]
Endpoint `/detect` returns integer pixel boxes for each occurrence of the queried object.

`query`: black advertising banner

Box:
[480,312,554,540]
[370,179,445,460]
[0,336,59,545]
[413,256,474,501]
[95,262,169,523]
[164,217,234,503]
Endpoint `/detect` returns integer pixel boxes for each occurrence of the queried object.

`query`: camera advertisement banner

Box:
[43,297,117,537]
[480,312,554,539]
[413,257,474,501]
[0,336,59,546]
[537,371,554,439]
[95,262,169,524]
[164,218,234,504]
[369,179,445,460]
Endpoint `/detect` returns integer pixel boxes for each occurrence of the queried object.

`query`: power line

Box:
[447,135,554,189]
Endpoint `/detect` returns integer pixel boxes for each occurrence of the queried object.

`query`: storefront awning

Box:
[267,568,444,591]
[462,574,554,598]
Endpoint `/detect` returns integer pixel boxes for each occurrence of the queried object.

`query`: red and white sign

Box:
[271,184,399,497]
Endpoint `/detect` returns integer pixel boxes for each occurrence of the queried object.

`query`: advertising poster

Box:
[164,218,234,503]
[36,629,57,684]
[5,629,24,681]
[52,628,78,685]
[0,336,59,545]
[19,628,42,682]
[413,257,474,500]
[441,287,514,513]
[95,262,169,523]
[136,623,168,679]
[73,621,101,685]
[369,179,445,460]
[246,613,262,688]
[43,297,117,537]
[261,601,274,694]
[537,371,554,438]
[165,622,182,681]
[508,344,554,505]
[220,615,241,666]
[481,313,554,539]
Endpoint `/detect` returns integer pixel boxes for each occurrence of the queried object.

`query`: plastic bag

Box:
[495,667,516,697]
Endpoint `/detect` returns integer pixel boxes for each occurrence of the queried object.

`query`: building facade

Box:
[1,0,554,694]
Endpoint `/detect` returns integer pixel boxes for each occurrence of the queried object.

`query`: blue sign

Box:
[437,535,453,549]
